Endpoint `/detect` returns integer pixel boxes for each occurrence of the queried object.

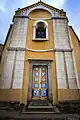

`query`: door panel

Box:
[32,65,48,100]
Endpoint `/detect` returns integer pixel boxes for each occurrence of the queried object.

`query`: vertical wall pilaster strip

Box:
[63,52,69,89]
[64,52,78,89]
[48,63,52,101]
[8,24,15,48]
[53,18,69,89]
[28,63,32,101]
[10,17,28,89]
[10,18,28,48]
[10,50,17,88]
[55,52,67,89]
[53,18,79,89]
[0,51,15,88]
[12,51,25,88]
[53,19,70,49]
[1,25,14,75]
[68,28,80,89]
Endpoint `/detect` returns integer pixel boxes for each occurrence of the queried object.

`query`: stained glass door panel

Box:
[32,65,48,100]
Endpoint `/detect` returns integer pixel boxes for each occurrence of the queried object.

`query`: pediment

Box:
[15,1,66,17]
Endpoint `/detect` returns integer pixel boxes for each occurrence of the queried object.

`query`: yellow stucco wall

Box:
[0,89,21,101]
[69,27,80,86]
[58,89,80,101]
[27,9,54,50]
[21,9,58,104]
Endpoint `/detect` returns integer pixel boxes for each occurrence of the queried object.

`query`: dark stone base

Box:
[56,100,80,113]
[0,111,80,120]
[0,100,80,119]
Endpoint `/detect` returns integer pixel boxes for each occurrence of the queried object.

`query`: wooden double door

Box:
[32,65,48,100]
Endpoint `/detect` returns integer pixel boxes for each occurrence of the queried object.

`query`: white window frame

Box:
[33,20,48,40]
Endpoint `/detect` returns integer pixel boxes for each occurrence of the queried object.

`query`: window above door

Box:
[33,20,48,41]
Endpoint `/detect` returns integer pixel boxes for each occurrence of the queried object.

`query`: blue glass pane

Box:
[34,90,39,96]
[35,67,38,70]
[38,31,40,35]
[34,72,38,76]
[42,67,46,71]
[42,90,46,96]
[42,84,46,88]
[42,72,46,76]
[34,84,38,88]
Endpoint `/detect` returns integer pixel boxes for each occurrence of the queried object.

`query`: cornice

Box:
[7,47,73,52]
[13,15,68,22]
[54,48,73,52]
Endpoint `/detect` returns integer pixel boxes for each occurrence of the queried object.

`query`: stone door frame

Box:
[27,60,52,102]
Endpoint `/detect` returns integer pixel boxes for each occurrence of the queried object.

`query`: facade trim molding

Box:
[7,47,26,51]
[54,48,73,52]
[52,16,68,22]
[27,48,53,52]
[13,15,28,22]
[7,47,54,52]
[34,19,48,26]
[26,5,53,16]
[7,47,73,52]
[27,58,53,61]
[13,15,68,21]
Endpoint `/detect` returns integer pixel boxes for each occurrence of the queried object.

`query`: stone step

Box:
[28,100,52,106]
[26,108,55,112]
[21,100,60,113]
[25,106,60,112]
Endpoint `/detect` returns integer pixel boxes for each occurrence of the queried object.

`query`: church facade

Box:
[0,1,80,105]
